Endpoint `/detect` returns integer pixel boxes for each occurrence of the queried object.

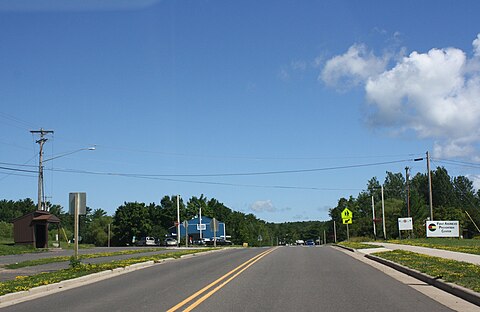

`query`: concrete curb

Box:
[332,244,355,252]
[365,253,480,307]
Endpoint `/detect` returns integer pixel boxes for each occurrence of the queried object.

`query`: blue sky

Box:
[1,0,480,223]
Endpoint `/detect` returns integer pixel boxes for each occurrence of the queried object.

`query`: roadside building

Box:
[12,210,60,248]
[169,215,227,243]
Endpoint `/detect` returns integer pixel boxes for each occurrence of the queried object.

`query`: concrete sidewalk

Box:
[362,242,480,265]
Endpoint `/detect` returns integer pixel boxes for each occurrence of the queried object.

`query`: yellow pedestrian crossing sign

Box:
[341,208,353,224]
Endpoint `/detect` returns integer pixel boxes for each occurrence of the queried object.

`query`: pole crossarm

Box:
[30,128,54,211]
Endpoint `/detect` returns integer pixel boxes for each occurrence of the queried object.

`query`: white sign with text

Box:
[398,217,413,231]
[426,221,459,237]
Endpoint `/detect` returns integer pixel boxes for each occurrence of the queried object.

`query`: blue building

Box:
[169,215,226,241]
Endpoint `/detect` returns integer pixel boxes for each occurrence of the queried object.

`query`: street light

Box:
[43,146,96,162]
[37,146,95,211]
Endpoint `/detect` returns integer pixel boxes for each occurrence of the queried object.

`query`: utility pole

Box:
[333,220,337,243]
[371,196,376,239]
[405,167,410,217]
[426,151,433,221]
[176,195,180,247]
[381,185,386,240]
[30,128,54,211]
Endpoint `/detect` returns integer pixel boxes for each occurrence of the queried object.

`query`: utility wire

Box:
[434,159,480,169]
[89,144,423,161]
[46,158,415,178]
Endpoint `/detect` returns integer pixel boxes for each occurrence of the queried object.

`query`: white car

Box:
[136,236,156,246]
[164,238,177,246]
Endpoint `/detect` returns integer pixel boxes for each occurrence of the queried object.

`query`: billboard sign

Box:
[398,217,413,231]
[426,221,459,238]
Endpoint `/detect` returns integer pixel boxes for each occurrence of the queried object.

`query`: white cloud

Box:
[473,34,480,57]
[278,68,290,81]
[467,174,480,191]
[278,60,308,82]
[250,200,276,213]
[291,60,307,71]
[320,44,389,89]
[321,34,480,158]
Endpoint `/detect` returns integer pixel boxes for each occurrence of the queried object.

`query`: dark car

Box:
[306,239,315,246]
[205,238,233,246]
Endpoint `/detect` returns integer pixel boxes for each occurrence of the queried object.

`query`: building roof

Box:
[32,214,60,223]
[12,210,61,223]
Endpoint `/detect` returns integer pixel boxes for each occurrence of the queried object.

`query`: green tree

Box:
[113,202,152,245]
[384,171,405,200]
[84,209,112,246]
[0,198,36,222]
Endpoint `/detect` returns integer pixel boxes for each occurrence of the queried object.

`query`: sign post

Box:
[69,192,86,260]
[183,220,189,247]
[398,217,413,239]
[341,208,353,241]
[210,218,219,247]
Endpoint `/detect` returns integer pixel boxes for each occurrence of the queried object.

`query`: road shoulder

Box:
[333,245,480,312]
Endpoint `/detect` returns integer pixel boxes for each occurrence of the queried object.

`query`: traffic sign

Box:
[341,208,353,220]
[342,218,352,224]
[210,218,219,233]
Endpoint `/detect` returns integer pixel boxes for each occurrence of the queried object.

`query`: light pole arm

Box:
[43,146,96,163]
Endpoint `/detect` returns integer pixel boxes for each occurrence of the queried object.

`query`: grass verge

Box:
[337,242,380,249]
[0,248,216,296]
[373,250,480,293]
[387,238,480,255]
[5,248,166,269]
[0,244,45,256]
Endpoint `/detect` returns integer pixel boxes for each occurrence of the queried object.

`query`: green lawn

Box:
[387,238,480,255]
[0,244,43,256]
[337,242,380,249]
[0,248,215,295]
[373,250,480,293]
[5,248,166,269]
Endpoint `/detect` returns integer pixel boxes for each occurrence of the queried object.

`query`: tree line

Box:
[0,195,281,246]
[328,167,480,241]
[1,166,479,246]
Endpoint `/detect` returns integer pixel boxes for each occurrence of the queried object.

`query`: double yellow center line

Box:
[167,247,277,311]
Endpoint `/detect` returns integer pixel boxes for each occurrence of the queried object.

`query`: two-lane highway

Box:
[1,246,460,311]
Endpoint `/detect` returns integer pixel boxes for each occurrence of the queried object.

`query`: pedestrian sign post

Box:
[341,208,353,224]
[341,208,353,241]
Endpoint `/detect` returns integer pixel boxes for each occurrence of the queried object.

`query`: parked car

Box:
[295,239,305,245]
[216,238,233,245]
[205,238,232,246]
[192,238,206,245]
[163,237,177,246]
[136,236,156,246]
[306,239,315,246]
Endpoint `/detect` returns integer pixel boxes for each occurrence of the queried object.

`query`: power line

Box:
[0,111,38,130]
[0,166,38,174]
[45,158,415,178]
[434,159,480,170]
[90,144,423,161]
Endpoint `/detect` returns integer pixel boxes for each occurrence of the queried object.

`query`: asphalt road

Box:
[1,246,458,311]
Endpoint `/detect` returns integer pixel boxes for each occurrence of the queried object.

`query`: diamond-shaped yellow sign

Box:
[341,208,352,220]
